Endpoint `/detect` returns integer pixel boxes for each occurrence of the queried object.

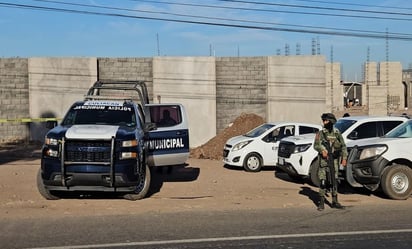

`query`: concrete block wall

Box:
[326,62,343,113]
[4,56,408,147]
[216,57,267,133]
[380,62,403,112]
[0,58,30,143]
[28,58,97,141]
[403,70,412,109]
[267,55,326,124]
[98,58,154,101]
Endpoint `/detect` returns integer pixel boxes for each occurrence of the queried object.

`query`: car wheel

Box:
[124,164,151,201]
[243,153,262,172]
[381,164,412,200]
[309,159,320,187]
[36,168,60,200]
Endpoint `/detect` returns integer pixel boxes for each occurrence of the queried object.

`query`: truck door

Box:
[146,104,190,167]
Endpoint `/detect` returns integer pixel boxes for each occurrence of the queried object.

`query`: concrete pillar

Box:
[153,57,216,148]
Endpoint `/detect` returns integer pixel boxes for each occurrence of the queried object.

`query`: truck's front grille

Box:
[278,141,295,158]
[65,141,112,162]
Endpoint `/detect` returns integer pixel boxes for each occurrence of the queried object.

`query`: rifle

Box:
[322,136,338,193]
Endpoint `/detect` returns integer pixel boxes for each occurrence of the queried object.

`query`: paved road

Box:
[1,203,412,248]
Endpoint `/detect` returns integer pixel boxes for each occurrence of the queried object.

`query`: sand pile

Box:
[190,113,265,160]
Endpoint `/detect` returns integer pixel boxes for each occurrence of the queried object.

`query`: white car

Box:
[277,116,408,186]
[223,122,321,172]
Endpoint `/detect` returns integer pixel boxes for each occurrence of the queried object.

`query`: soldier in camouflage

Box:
[314,113,348,211]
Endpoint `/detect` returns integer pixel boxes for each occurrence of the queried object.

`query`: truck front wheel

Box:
[124,164,151,201]
[381,164,412,200]
[36,168,60,200]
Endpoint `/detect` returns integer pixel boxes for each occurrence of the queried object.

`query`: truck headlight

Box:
[45,137,59,146]
[232,140,252,151]
[359,145,387,160]
[120,152,137,159]
[122,140,138,147]
[294,143,312,153]
[45,148,59,157]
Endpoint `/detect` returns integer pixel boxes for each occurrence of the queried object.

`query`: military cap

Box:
[321,113,337,124]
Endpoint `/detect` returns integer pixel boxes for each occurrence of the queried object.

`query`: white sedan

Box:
[223,122,321,172]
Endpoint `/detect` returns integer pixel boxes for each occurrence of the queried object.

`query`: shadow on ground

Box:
[0,141,42,165]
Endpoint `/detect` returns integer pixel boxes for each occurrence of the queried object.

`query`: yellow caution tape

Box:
[0,118,61,123]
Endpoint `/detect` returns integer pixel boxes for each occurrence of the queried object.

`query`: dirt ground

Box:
[0,143,406,220]
[1,113,409,220]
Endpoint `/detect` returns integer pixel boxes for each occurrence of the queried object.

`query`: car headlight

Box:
[359,145,387,160]
[122,140,138,147]
[45,137,59,146]
[294,143,312,153]
[232,140,252,151]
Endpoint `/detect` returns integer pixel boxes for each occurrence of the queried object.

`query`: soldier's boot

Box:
[317,196,325,211]
[331,194,344,209]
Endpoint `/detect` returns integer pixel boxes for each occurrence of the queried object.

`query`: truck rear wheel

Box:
[36,168,60,200]
[124,164,151,201]
[381,164,412,200]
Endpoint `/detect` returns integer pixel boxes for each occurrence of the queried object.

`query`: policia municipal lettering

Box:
[314,113,348,211]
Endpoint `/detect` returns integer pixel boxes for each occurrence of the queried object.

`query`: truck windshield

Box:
[335,119,357,133]
[384,120,412,138]
[245,123,275,137]
[62,105,137,127]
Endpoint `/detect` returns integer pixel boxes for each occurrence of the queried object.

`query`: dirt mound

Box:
[190,113,265,160]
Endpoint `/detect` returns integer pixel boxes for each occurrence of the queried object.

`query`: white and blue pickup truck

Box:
[277,116,408,186]
[37,81,189,200]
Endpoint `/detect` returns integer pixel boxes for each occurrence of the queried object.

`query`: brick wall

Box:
[216,57,267,133]
[98,58,154,101]
[0,58,30,143]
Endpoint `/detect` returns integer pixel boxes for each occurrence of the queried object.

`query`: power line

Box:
[218,0,412,16]
[27,0,412,37]
[135,0,412,21]
[1,2,412,40]
[290,0,412,11]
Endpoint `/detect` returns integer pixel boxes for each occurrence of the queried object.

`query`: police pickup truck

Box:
[37,81,189,200]
[346,119,412,200]
[277,116,407,186]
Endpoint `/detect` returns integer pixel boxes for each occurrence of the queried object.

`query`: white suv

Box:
[223,122,321,172]
[277,116,408,186]
[345,119,412,200]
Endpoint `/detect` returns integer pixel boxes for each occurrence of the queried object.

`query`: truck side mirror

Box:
[145,122,157,131]
[45,120,58,129]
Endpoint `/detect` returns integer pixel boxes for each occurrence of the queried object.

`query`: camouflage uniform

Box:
[313,113,348,210]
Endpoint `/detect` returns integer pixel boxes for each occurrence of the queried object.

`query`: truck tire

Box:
[309,159,320,187]
[36,168,60,200]
[381,164,412,200]
[124,164,151,201]
[243,153,262,172]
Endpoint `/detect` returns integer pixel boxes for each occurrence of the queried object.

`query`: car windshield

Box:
[384,120,412,138]
[245,123,275,137]
[61,105,137,127]
[335,119,357,133]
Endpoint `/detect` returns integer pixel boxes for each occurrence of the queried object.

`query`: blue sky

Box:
[1,0,411,81]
